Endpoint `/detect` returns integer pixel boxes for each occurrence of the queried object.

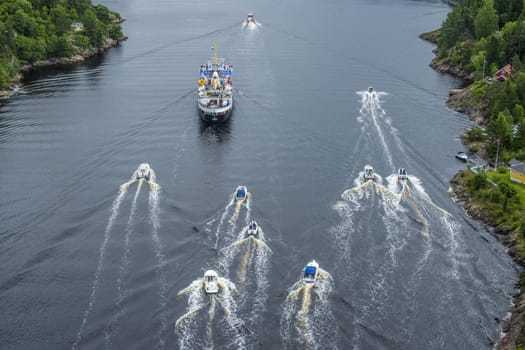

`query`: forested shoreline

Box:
[0,0,125,92]
[430,0,525,163]
[429,1,525,348]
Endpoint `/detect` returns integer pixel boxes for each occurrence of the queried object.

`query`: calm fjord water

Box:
[0,0,518,349]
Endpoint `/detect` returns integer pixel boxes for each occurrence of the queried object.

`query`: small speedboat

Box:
[136,163,152,181]
[203,270,219,294]
[398,167,408,180]
[235,186,247,201]
[367,86,376,100]
[303,260,319,285]
[455,151,468,162]
[246,220,259,238]
[363,165,376,181]
[246,12,256,24]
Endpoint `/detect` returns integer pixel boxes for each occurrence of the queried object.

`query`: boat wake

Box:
[333,171,469,348]
[357,89,409,173]
[280,268,337,350]
[73,166,166,349]
[175,276,247,349]
[104,180,143,348]
[218,224,272,334]
[207,189,252,250]
[148,184,168,349]
[73,185,128,350]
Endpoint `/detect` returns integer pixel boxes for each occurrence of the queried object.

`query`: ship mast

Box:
[213,42,218,67]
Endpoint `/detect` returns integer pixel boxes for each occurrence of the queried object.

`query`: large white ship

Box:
[197,43,233,124]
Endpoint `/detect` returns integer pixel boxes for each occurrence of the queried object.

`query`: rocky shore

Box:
[450,172,524,349]
[420,23,525,350]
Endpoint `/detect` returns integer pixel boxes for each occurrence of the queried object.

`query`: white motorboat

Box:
[455,151,468,162]
[302,260,319,285]
[246,220,259,238]
[136,163,152,181]
[363,165,376,181]
[235,185,247,201]
[203,270,219,294]
[245,12,256,24]
[367,86,376,101]
[398,167,408,180]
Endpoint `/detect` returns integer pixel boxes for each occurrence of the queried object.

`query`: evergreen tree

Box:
[514,121,525,150]
[489,111,513,149]
[474,0,499,39]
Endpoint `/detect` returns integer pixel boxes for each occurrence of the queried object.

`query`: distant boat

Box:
[246,220,259,238]
[455,151,468,162]
[235,185,247,201]
[363,165,376,181]
[367,86,376,101]
[398,167,407,180]
[136,163,152,181]
[197,43,233,124]
[203,270,219,294]
[245,12,256,24]
[303,260,319,285]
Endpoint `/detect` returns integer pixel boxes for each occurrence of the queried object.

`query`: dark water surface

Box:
[0,0,519,349]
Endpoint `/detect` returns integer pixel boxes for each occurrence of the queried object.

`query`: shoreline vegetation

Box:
[424,0,525,348]
[0,0,127,97]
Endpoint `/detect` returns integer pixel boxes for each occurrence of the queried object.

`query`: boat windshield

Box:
[304,266,316,276]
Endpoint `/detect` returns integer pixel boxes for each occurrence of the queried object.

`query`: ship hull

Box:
[198,100,233,124]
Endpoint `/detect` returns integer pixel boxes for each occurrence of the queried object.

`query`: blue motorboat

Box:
[235,186,247,201]
[303,260,319,285]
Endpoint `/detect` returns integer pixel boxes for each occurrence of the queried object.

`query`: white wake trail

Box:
[149,185,168,349]
[214,197,235,250]
[368,95,395,172]
[73,186,128,350]
[105,181,143,348]
[280,269,336,350]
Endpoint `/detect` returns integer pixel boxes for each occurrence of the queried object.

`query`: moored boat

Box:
[197,43,233,124]
[455,151,468,162]
[303,260,319,285]
[203,270,219,294]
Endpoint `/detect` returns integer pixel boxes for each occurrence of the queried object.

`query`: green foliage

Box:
[472,80,487,96]
[47,35,73,57]
[107,23,122,40]
[466,126,487,141]
[50,5,71,35]
[474,0,499,39]
[515,121,525,150]
[472,171,489,190]
[462,169,525,246]
[499,181,518,210]
[488,111,513,149]
[0,0,124,89]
